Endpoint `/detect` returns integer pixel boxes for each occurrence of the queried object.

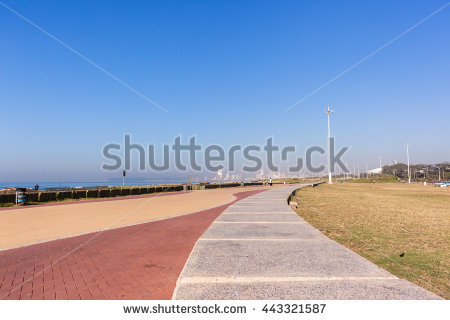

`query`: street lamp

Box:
[432,166,441,181]
[345,161,349,179]
[325,105,334,184]
[405,143,411,183]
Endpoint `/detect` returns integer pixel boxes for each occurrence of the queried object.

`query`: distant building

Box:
[367,168,382,174]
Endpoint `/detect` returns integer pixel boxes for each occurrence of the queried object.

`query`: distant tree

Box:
[382,162,449,181]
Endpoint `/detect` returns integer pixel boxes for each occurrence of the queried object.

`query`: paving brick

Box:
[0,189,264,300]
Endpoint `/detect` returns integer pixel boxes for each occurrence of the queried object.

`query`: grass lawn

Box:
[344,174,399,183]
[293,183,450,299]
[0,203,14,207]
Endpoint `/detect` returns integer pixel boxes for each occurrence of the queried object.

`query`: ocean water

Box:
[0,181,186,190]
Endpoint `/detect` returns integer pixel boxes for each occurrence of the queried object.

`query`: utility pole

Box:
[325,105,334,184]
[422,167,427,179]
[345,161,349,179]
[433,166,441,181]
[405,143,411,183]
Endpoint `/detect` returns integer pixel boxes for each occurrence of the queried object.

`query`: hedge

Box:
[205,183,241,189]
[99,189,111,198]
[73,190,87,199]
[168,185,184,192]
[25,192,39,202]
[57,191,73,201]
[0,193,16,203]
[110,189,121,197]
[121,188,131,196]
[86,190,99,198]
[130,188,140,195]
[39,192,57,202]
[244,182,263,186]
[0,182,250,204]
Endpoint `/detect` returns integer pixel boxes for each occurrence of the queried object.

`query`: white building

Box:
[367,168,382,174]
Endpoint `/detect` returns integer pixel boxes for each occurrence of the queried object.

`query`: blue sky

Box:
[1,0,449,182]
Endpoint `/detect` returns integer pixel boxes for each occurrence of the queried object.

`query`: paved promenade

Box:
[0,186,268,250]
[174,185,440,299]
[0,189,265,299]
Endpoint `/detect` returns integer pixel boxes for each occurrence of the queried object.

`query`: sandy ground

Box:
[0,186,271,250]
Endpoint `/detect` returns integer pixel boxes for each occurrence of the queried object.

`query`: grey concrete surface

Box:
[201,222,322,240]
[225,206,294,212]
[173,184,441,300]
[217,213,302,222]
[174,279,439,300]
[180,240,394,278]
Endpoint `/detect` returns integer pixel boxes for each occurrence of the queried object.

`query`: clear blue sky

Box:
[1,0,449,182]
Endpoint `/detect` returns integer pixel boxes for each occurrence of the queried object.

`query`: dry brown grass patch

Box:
[294,183,450,298]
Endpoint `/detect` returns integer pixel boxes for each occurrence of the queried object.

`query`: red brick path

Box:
[0,189,264,300]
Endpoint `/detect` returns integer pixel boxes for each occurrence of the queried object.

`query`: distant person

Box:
[34,184,39,191]
[269,177,272,186]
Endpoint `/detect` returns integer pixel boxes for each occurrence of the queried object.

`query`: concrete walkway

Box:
[173,184,440,299]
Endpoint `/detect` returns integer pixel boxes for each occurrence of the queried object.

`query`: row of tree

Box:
[381,162,450,181]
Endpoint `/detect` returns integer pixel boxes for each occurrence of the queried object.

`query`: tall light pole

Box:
[378,156,382,171]
[405,143,411,183]
[422,167,427,179]
[325,104,334,184]
[432,166,441,181]
[345,161,349,179]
